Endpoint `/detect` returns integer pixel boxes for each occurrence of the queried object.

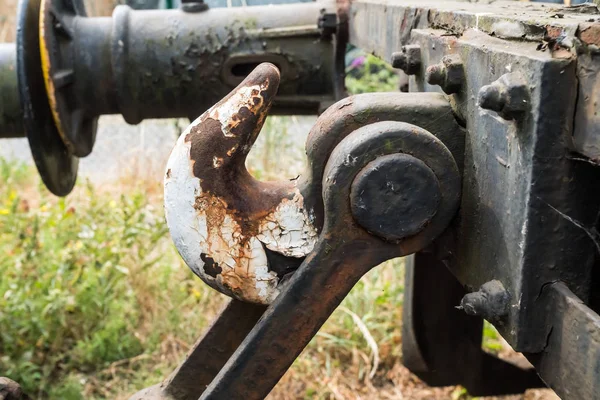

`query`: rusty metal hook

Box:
[164,63,317,305]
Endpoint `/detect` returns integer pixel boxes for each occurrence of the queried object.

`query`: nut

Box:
[391,45,421,75]
[425,54,464,95]
[478,73,530,120]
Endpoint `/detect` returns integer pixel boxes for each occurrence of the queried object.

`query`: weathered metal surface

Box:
[425,54,464,95]
[0,377,31,400]
[391,44,421,75]
[410,27,599,355]
[164,67,463,305]
[0,44,23,138]
[350,153,441,241]
[478,72,530,121]
[198,120,460,399]
[402,253,544,396]
[344,3,600,397]
[459,280,510,322]
[347,0,600,59]
[155,63,464,398]
[299,91,465,230]
[526,282,600,399]
[165,64,317,304]
[107,2,337,123]
[572,50,600,162]
[347,0,600,161]
[128,300,266,400]
[17,0,78,196]
[8,0,339,195]
[346,0,600,355]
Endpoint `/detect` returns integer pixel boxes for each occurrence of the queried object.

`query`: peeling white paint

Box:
[164,109,317,304]
[206,82,268,138]
[164,131,205,280]
[257,190,318,258]
[165,127,280,304]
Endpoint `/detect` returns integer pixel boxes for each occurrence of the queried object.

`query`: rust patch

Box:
[185,64,293,237]
[545,25,564,40]
[169,63,320,303]
[579,23,600,46]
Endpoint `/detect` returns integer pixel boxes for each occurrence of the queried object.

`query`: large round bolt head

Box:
[350,153,441,241]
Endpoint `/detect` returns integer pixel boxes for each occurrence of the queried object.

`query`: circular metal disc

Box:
[350,153,442,241]
[40,0,97,157]
[17,0,78,196]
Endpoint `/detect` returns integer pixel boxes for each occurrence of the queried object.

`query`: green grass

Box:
[346,53,400,94]
[0,154,408,399]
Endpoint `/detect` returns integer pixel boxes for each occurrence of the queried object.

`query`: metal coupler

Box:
[132,62,462,399]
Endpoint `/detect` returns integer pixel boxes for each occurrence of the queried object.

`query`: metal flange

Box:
[40,0,97,157]
[17,0,78,196]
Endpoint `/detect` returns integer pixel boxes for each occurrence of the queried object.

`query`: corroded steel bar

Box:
[527,282,600,400]
[1,1,337,140]
[56,2,337,125]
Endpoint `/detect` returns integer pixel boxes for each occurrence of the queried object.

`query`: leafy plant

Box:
[345,52,400,94]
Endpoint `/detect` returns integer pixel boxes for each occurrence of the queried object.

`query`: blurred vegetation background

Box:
[0,1,556,399]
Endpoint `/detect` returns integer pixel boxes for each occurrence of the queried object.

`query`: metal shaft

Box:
[0,2,337,138]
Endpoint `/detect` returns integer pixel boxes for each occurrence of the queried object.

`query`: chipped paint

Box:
[206,83,268,138]
[257,190,317,258]
[165,127,316,303]
[165,127,281,304]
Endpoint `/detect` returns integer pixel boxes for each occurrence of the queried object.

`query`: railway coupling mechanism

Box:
[140,61,464,399]
[2,0,600,399]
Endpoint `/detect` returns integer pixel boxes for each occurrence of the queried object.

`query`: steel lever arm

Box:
[200,120,461,399]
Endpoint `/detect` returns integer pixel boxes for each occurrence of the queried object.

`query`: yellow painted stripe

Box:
[39,0,71,151]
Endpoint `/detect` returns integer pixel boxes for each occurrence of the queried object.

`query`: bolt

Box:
[458,280,510,321]
[478,73,530,121]
[181,0,208,12]
[425,54,464,95]
[391,45,421,75]
[350,153,441,242]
